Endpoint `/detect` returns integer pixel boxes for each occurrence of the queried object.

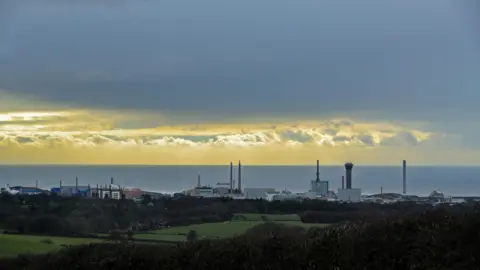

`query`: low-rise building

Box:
[123,188,144,200]
[190,186,217,198]
[90,184,122,200]
[337,188,362,203]
[10,186,49,195]
[51,186,91,197]
[244,188,275,200]
[310,180,329,196]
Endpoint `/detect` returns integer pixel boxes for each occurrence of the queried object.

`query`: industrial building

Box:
[9,186,49,195]
[310,160,329,196]
[337,162,362,202]
[266,191,316,201]
[90,184,122,199]
[244,188,275,199]
[186,161,247,198]
[51,185,91,197]
[122,188,144,200]
[185,173,218,198]
[49,178,123,200]
[190,186,217,197]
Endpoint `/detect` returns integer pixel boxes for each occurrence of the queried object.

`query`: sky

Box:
[0,0,479,165]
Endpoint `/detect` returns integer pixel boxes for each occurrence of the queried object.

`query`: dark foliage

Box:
[3,207,480,269]
[0,192,444,237]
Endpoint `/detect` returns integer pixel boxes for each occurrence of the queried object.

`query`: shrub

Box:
[186,230,198,242]
[40,239,54,244]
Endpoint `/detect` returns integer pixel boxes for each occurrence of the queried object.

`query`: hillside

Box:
[2,207,479,270]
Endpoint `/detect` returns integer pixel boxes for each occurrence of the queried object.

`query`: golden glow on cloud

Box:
[0,108,457,165]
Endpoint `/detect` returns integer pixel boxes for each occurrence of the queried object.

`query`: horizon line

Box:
[0,163,479,167]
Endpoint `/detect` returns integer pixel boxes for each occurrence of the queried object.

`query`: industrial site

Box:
[1,160,470,205]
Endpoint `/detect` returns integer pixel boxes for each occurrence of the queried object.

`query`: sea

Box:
[0,165,479,197]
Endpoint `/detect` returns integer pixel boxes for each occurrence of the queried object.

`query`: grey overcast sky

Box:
[0,0,479,123]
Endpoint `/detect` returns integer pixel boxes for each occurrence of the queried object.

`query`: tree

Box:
[186,230,198,242]
[142,194,153,205]
[107,231,124,242]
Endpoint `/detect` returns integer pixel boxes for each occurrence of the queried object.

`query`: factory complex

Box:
[183,160,472,205]
[0,160,472,205]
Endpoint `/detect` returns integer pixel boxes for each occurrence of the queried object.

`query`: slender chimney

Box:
[230,162,233,191]
[402,160,407,194]
[381,186,383,194]
[316,160,320,182]
[238,161,242,191]
[197,173,201,187]
[341,176,345,189]
[60,180,63,188]
[345,163,354,189]
[35,180,38,189]
[75,177,78,195]
[111,177,114,185]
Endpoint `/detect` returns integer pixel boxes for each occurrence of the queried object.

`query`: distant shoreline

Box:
[1,164,479,168]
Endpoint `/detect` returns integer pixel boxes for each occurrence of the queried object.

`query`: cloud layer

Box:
[0,109,453,165]
[1,1,480,164]
[1,1,479,123]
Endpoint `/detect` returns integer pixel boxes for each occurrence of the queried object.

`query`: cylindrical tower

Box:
[402,160,407,194]
[230,162,233,191]
[238,161,242,191]
[345,163,354,189]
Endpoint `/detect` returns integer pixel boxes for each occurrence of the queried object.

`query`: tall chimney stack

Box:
[75,177,78,194]
[35,180,38,189]
[230,162,233,191]
[341,176,345,189]
[238,161,242,191]
[197,173,201,187]
[345,163,354,189]
[316,160,320,182]
[402,160,407,194]
[111,177,114,185]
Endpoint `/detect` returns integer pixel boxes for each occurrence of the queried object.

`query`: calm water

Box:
[0,165,479,196]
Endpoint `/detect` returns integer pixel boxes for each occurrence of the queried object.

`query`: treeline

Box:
[2,207,480,269]
[0,192,455,236]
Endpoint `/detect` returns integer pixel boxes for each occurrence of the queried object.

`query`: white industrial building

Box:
[337,188,362,202]
[244,188,275,199]
[335,162,362,203]
[89,184,122,200]
[99,184,122,200]
[311,180,329,196]
[265,191,316,201]
[190,186,217,198]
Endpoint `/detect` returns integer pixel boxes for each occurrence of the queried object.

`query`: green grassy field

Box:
[135,219,329,241]
[232,213,302,221]
[1,214,329,256]
[0,234,102,257]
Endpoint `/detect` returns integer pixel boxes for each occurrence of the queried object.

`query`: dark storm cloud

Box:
[1,0,480,122]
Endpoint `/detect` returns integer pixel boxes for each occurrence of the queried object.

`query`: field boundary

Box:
[2,231,178,245]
